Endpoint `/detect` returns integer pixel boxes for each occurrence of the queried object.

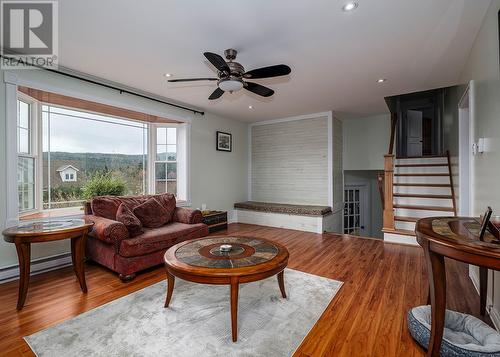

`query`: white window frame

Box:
[17,93,41,215]
[148,123,190,206]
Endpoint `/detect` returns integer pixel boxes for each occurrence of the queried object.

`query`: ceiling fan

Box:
[168,49,291,100]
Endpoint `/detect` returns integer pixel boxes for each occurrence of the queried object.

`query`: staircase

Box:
[382,153,457,245]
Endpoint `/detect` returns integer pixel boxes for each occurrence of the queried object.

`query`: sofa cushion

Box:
[118,222,208,257]
[91,193,176,220]
[91,196,122,220]
[133,198,170,228]
[116,203,143,237]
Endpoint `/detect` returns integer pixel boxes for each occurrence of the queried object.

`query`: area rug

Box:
[25,268,342,357]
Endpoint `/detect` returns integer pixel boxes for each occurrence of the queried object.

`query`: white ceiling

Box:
[58,0,490,122]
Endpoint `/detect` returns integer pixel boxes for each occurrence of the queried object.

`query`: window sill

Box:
[19,206,85,221]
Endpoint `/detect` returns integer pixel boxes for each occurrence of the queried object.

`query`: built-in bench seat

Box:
[233,201,337,233]
[234,201,332,216]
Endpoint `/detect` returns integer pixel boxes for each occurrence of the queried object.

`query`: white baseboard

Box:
[0,252,72,284]
[383,232,418,246]
[469,266,500,331]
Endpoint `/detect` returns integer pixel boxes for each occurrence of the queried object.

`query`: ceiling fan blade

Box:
[208,87,224,100]
[244,82,274,97]
[168,78,218,82]
[204,52,230,73]
[243,64,291,79]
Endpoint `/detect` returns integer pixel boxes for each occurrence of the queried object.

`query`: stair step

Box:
[396,155,447,159]
[395,163,448,168]
[394,173,449,177]
[393,204,454,212]
[395,216,419,222]
[393,183,451,187]
[382,228,416,236]
[393,193,453,199]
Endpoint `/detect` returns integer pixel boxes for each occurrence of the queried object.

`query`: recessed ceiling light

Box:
[377,78,387,83]
[164,73,172,77]
[248,105,253,110]
[342,2,358,12]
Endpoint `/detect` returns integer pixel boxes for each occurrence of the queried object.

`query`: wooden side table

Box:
[2,219,94,310]
[415,217,500,357]
[201,210,228,233]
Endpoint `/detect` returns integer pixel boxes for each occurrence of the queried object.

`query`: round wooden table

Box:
[2,219,94,310]
[163,236,289,342]
[415,217,500,357]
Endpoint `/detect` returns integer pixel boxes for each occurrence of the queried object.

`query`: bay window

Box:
[16,89,189,217]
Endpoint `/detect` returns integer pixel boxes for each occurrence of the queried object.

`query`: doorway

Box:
[343,184,368,236]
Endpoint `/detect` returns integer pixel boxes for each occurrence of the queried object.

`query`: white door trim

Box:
[458,82,475,216]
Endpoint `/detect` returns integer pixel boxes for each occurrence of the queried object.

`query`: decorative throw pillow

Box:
[133,198,170,228]
[91,196,122,220]
[116,203,143,237]
[155,193,177,222]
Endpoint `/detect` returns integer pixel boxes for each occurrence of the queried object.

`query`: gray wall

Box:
[251,116,329,205]
[459,0,500,328]
[343,114,390,170]
[344,170,384,239]
[0,69,248,269]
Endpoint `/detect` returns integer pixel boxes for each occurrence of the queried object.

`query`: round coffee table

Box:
[163,236,289,342]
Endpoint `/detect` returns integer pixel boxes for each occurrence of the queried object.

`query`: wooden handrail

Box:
[377,172,385,209]
[382,154,395,231]
[445,150,458,216]
[388,112,398,155]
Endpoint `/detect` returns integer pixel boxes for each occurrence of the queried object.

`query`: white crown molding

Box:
[249,111,333,127]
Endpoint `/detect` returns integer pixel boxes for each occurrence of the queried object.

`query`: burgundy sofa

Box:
[84,193,208,281]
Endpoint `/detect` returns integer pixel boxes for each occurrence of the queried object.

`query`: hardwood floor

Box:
[0,223,491,356]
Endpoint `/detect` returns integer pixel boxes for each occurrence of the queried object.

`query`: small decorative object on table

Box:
[216,131,232,152]
[201,210,228,233]
[219,244,232,252]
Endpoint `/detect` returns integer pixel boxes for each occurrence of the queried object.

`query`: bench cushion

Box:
[234,201,332,216]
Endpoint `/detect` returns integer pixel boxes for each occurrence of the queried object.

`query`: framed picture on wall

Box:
[216,131,232,152]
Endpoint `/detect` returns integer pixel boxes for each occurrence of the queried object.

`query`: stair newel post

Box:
[383,154,395,230]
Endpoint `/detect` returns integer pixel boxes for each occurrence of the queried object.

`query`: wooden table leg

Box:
[15,242,31,310]
[230,279,239,342]
[71,232,88,293]
[164,270,175,308]
[425,249,447,357]
[479,266,488,315]
[277,270,287,298]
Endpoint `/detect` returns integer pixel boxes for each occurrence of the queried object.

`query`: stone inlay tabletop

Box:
[175,236,279,269]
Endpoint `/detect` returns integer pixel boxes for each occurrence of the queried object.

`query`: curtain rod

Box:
[1,54,205,116]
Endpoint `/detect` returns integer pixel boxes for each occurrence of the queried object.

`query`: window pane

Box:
[157,127,167,145]
[167,145,177,161]
[156,144,167,161]
[167,128,176,144]
[18,157,35,211]
[167,163,177,179]
[43,107,148,210]
[18,127,29,153]
[167,181,177,196]
[155,180,165,194]
[18,101,29,129]
[155,162,166,180]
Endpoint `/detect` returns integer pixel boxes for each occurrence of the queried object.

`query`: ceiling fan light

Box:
[218,78,244,93]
